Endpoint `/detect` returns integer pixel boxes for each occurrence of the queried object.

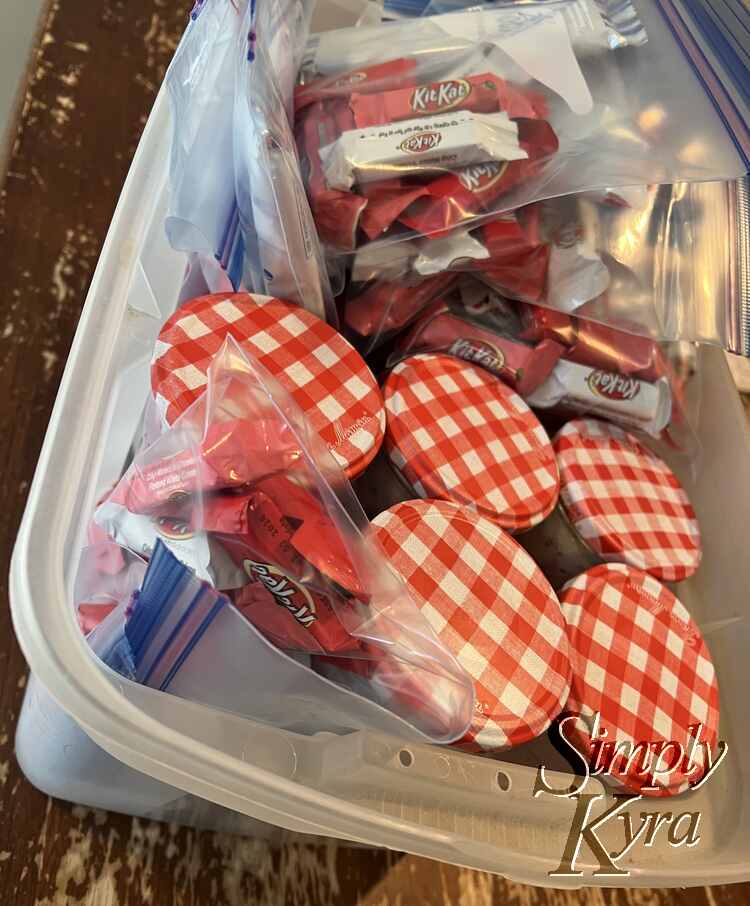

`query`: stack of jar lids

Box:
[150,293,385,478]
[382,353,560,532]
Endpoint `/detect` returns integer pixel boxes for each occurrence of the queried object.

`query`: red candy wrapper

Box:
[359,179,430,241]
[298,100,367,250]
[203,473,368,655]
[518,304,666,381]
[345,271,459,340]
[112,418,298,514]
[392,295,565,396]
[350,73,544,128]
[399,119,559,237]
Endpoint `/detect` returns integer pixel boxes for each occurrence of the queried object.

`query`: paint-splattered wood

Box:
[0,1,747,904]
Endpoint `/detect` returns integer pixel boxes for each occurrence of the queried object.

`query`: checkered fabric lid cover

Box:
[383,354,559,531]
[150,293,385,478]
[555,418,701,582]
[372,499,572,752]
[560,563,719,797]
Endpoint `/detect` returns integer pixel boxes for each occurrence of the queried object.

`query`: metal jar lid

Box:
[554,418,701,581]
[560,563,719,796]
[383,353,559,531]
[372,498,572,753]
[150,293,385,478]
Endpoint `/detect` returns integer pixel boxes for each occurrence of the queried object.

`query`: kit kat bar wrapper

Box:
[518,304,664,381]
[525,358,672,436]
[207,489,366,656]
[233,575,364,655]
[350,73,545,128]
[295,58,418,112]
[393,300,565,395]
[319,111,526,191]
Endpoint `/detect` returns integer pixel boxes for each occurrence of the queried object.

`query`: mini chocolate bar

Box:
[524,358,672,436]
[319,111,526,190]
[392,296,565,396]
[205,476,368,655]
[350,72,544,128]
[518,303,666,381]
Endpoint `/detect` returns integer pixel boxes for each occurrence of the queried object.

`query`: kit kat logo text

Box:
[244,560,317,628]
[458,161,507,193]
[449,338,506,375]
[534,711,728,878]
[587,369,640,402]
[411,78,471,114]
[399,131,442,154]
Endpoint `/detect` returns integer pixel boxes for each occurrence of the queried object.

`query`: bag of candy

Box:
[295,0,746,256]
[90,312,475,742]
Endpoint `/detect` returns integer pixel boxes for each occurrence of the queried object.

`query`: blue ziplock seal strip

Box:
[124,540,228,692]
[655,0,750,169]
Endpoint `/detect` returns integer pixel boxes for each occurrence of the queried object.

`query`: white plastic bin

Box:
[10,86,750,888]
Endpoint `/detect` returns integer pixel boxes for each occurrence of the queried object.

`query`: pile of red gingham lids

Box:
[371,498,572,753]
[150,293,385,478]
[560,563,719,796]
[382,353,560,532]
[554,418,702,582]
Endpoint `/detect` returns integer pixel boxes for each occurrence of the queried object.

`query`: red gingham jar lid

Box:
[554,418,701,582]
[560,564,719,796]
[151,293,385,478]
[382,354,559,532]
[372,499,572,753]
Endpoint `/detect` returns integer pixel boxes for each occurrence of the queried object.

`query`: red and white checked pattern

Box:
[555,418,701,582]
[150,293,385,478]
[383,354,559,532]
[560,563,719,797]
[372,499,572,753]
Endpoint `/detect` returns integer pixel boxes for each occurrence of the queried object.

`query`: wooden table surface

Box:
[0,1,748,903]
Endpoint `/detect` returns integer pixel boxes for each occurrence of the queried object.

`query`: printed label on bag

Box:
[244,560,318,626]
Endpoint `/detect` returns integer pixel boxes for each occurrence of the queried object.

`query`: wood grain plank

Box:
[0,1,746,904]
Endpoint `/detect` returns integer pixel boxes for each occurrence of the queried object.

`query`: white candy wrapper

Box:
[412,228,490,275]
[319,111,526,190]
[525,358,672,436]
[94,500,248,591]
